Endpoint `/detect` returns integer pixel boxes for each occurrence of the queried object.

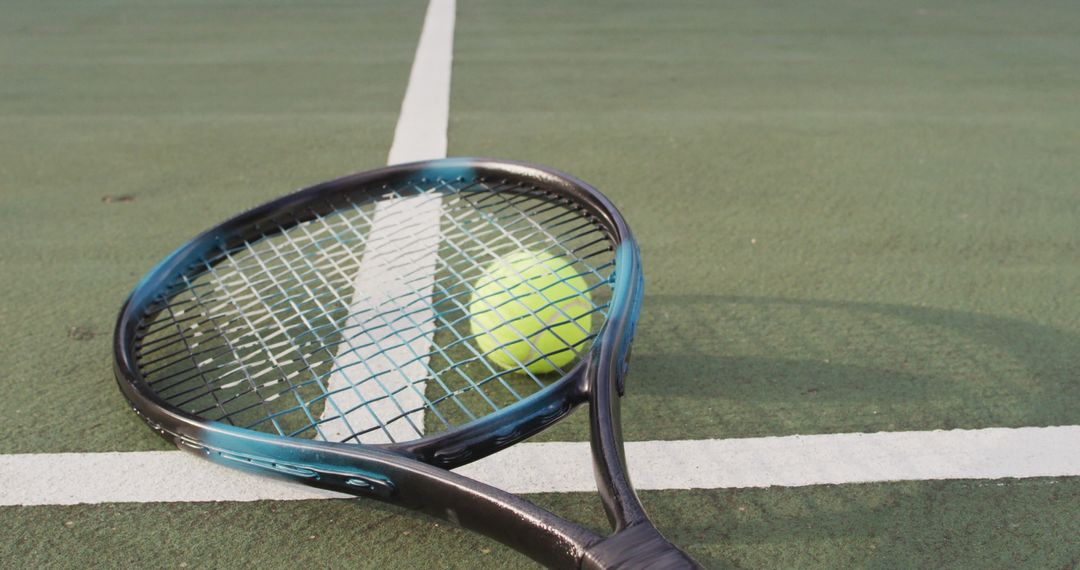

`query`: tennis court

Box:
[2,0,1078,567]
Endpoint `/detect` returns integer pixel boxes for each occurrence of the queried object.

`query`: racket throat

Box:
[580,524,702,570]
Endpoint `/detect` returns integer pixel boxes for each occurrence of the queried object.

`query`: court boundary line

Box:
[2,426,1077,506]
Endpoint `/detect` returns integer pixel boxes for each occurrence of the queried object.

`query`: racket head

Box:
[114,158,644,470]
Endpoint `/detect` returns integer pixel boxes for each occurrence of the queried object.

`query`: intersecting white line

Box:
[2,427,1077,506]
[319,0,455,444]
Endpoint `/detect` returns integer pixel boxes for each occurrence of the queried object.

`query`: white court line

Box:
[386,0,454,166]
[2,426,1077,506]
[319,0,455,444]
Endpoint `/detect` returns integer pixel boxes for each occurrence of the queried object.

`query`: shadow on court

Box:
[618,295,1079,441]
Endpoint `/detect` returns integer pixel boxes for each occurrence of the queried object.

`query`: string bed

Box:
[133,176,615,444]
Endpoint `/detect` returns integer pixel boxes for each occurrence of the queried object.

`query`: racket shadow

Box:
[624,294,1079,438]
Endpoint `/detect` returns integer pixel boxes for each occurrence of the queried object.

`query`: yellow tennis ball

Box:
[469,250,593,373]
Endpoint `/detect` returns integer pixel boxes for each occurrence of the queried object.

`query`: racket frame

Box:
[113,158,694,568]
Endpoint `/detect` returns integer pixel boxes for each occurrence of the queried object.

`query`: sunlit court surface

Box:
[1,0,1079,568]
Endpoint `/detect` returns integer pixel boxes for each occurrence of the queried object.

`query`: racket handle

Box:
[580,524,703,569]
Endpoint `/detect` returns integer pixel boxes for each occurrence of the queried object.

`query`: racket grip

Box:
[580,524,703,569]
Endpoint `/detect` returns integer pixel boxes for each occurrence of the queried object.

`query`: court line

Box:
[386,0,454,165]
[2,426,1077,506]
[319,0,455,444]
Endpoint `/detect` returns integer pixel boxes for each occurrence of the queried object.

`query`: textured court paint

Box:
[320,0,455,443]
[2,0,1077,453]
[2,0,1080,567]
[450,0,1080,444]
[4,427,1078,506]
[0,0,430,455]
[3,481,1079,570]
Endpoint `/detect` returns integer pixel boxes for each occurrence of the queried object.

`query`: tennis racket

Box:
[113,158,701,569]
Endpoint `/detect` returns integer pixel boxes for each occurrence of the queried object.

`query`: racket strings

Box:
[438,194,605,371]
[137,189,607,361]
[134,176,615,443]
[145,192,583,436]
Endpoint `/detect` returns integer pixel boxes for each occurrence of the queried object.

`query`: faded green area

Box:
[4,0,1077,449]
[451,0,1080,442]
[0,0,427,454]
[2,0,1079,569]
[2,479,1078,569]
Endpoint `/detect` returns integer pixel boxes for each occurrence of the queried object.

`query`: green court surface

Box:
[2,0,1078,568]
[4,482,1079,568]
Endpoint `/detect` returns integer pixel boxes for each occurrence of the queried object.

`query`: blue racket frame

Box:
[113,158,698,569]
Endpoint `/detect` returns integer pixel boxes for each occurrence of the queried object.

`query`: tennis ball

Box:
[469,250,593,373]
